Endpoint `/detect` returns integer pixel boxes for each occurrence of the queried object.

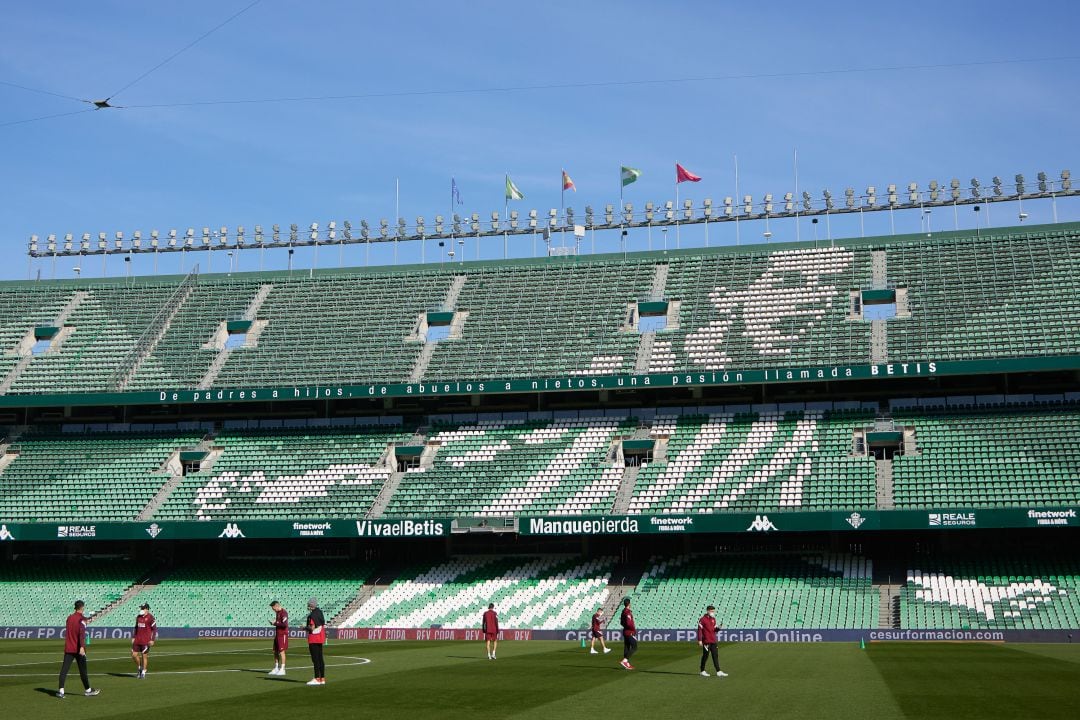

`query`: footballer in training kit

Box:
[619,598,637,670]
[697,605,728,677]
[57,600,100,699]
[305,597,326,685]
[482,603,499,660]
[131,603,158,678]
[589,607,611,654]
[269,600,289,676]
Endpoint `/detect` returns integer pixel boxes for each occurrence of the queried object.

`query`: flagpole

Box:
[561,169,565,249]
[395,177,400,265]
[734,154,741,246]
[675,164,680,248]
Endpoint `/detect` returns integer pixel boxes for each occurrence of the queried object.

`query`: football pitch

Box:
[1,639,1078,719]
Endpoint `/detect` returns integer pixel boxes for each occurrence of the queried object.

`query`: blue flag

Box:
[452,178,463,205]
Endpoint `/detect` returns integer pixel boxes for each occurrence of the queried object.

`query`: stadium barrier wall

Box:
[0,355,1077,408]
[2,627,1076,643]
[0,509,1076,543]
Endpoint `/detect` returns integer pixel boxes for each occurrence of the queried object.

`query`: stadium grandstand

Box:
[0,220,1077,643]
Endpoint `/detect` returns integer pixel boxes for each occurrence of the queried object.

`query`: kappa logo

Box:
[746,515,778,532]
[0,524,14,541]
[218,523,246,539]
[846,512,866,529]
[145,523,163,539]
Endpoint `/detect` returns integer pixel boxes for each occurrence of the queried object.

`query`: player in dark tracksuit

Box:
[619,598,637,670]
[697,605,728,677]
[57,600,100,698]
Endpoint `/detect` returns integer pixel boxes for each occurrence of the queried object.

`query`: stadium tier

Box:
[0,559,148,625]
[382,417,635,517]
[339,555,614,630]
[93,560,372,628]
[626,409,876,514]
[0,429,205,521]
[891,406,1080,508]
[153,424,413,521]
[617,553,878,630]
[0,223,1076,396]
[1,401,1079,521]
[901,557,1080,630]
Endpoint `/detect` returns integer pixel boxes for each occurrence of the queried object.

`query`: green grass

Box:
[0,639,1078,719]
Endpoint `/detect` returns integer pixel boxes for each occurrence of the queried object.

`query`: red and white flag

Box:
[562,170,576,192]
[676,163,701,183]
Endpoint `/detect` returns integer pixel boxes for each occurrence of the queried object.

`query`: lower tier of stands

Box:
[2,553,1078,631]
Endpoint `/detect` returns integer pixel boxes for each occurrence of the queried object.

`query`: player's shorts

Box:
[591,630,603,639]
[484,632,498,641]
[132,643,151,654]
[274,634,289,652]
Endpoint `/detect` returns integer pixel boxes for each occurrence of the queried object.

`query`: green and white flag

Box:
[505,174,524,200]
[620,166,642,187]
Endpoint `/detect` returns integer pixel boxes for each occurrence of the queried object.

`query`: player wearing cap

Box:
[269,600,289,676]
[57,600,100,699]
[589,607,611,655]
[619,598,637,670]
[697,605,728,677]
[482,603,499,660]
[305,597,326,686]
[131,603,157,679]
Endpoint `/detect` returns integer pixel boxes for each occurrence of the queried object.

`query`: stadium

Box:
[3,3,1080,719]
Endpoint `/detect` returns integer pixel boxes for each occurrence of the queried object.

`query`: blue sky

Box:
[1,0,1078,280]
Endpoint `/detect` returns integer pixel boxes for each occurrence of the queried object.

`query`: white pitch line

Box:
[0,657,371,678]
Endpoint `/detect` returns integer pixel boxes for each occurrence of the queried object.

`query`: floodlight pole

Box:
[733,154,741,246]
[793,148,801,243]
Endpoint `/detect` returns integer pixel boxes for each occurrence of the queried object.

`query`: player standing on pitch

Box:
[589,607,611,654]
[57,600,100,699]
[131,603,157,679]
[305,597,326,686]
[269,600,289,676]
[697,605,728,677]
[619,598,637,670]
[482,603,499,660]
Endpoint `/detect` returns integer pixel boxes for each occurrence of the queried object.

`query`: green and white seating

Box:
[902,558,1080,629]
[622,553,878,629]
[339,555,614,630]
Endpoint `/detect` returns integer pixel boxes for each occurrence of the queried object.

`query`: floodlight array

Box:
[26,169,1075,258]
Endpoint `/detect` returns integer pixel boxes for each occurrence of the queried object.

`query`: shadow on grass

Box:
[260,676,306,683]
[106,672,137,678]
[34,688,60,697]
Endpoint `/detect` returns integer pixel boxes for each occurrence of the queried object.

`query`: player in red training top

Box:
[482,603,499,660]
[131,603,157,679]
[57,600,100,699]
[619,597,637,670]
[305,597,326,686]
[697,605,728,677]
[269,600,289,676]
[589,607,611,655]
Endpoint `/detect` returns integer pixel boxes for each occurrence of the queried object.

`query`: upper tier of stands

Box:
[0,223,1075,396]
[1,400,1077,521]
